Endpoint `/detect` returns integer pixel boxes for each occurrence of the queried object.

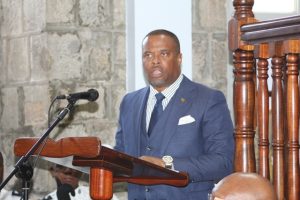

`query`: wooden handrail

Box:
[241,15,300,31]
[240,15,300,44]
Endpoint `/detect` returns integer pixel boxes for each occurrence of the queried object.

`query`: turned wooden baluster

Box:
[271,54,285,200]
[285,53,299,200]
[233,49,256,172]
[90,168,113,200]
[256,54,269,179]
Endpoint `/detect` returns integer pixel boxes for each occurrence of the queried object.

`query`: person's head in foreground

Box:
[49,164,83,199]
[49,164,82,189]
[210,172,277,200]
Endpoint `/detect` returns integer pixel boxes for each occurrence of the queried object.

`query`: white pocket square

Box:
[178,115,195,125]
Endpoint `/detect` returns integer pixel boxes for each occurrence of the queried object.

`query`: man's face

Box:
[142,34,182,92]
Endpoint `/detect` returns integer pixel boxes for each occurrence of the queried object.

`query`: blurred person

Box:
[209,172,277,200]
[42,164,119,200]
[42,164,90,200]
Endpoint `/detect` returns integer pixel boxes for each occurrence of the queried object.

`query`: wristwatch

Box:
[162,155,173,169]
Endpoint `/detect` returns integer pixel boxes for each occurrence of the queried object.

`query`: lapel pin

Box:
[180,98,186,103]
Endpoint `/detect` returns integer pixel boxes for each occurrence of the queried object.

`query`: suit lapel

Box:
[133,88,149,156]
[151,77,197,155]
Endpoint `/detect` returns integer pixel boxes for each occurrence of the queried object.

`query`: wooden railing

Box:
[228,0,300,199]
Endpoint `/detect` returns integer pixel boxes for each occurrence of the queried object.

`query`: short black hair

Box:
[143,29,181,53]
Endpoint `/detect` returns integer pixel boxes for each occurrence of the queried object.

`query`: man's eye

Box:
[161,52,168,56]
[144,53,153,58]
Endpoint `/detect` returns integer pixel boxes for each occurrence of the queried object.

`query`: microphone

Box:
[56,89,99,102]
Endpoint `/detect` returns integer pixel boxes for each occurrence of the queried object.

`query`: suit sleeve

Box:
[173,91,235,182]
[114,97,125,152]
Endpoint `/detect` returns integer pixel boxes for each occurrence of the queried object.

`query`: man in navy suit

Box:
[114,29,234,200]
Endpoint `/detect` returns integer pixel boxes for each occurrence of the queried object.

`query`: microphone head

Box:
[87,89,99,102]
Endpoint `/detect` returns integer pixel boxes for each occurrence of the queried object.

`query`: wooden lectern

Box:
[14,137,189,200]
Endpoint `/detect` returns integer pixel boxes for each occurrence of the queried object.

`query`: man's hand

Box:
[139,156,165,167]
[56,183,75,200]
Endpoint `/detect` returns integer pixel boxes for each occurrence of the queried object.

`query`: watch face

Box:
[163,156,173,163]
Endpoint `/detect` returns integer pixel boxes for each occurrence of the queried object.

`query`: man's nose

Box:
[152,54,160,64]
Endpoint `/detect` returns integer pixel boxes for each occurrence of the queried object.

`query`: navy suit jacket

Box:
[115,76,234,200]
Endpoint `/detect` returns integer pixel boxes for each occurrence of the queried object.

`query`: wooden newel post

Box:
[90,168,113,200]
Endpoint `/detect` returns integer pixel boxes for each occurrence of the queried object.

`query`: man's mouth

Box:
[151,69,163,77]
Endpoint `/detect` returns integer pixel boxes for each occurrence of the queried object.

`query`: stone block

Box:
[46,0,74,23]
[48,79,78,100]
[30,33,52,82]
[23,85,50,126]
[211,33,228,93]
[110,84,126,119]
[47,33,82,80]
[85,120,118,146]
[192,33,209,83]
[79,0,112,28]
[195,0,227,31]
[89,47,112,80]
[1,0,22,36]
[192,0,201,30]
[112,64,126,82]
[113,33,126,64]
[51,123,87,140]
[113,0,125,29]
[7,37,30,83]
[23,0,46,32]
[0,40,7,85]
[0,87,20,131]
[79,31,112,81]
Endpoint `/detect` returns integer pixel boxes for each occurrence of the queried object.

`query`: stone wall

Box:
[0,0,229,199]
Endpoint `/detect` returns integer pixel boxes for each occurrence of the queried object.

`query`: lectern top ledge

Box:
[14,137,189,200]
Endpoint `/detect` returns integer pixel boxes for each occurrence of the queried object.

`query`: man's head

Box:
[49,164,82,189]
[210,172,277,200]
[142,29,182,92]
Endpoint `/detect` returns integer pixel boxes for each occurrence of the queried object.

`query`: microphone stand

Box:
[0,99,77,200]
[15,162,33,200]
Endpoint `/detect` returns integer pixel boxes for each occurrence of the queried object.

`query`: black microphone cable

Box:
[24,95,61,197]
[48,96,59,128]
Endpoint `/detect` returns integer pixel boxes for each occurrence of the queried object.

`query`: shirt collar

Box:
[149,74,183,101]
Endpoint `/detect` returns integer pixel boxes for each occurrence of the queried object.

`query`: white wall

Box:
[126,0,192,92]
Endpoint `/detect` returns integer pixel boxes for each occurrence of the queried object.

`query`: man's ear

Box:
[177,53,182,64]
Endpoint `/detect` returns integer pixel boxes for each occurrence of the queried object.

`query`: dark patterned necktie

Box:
[148,93,165,136]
